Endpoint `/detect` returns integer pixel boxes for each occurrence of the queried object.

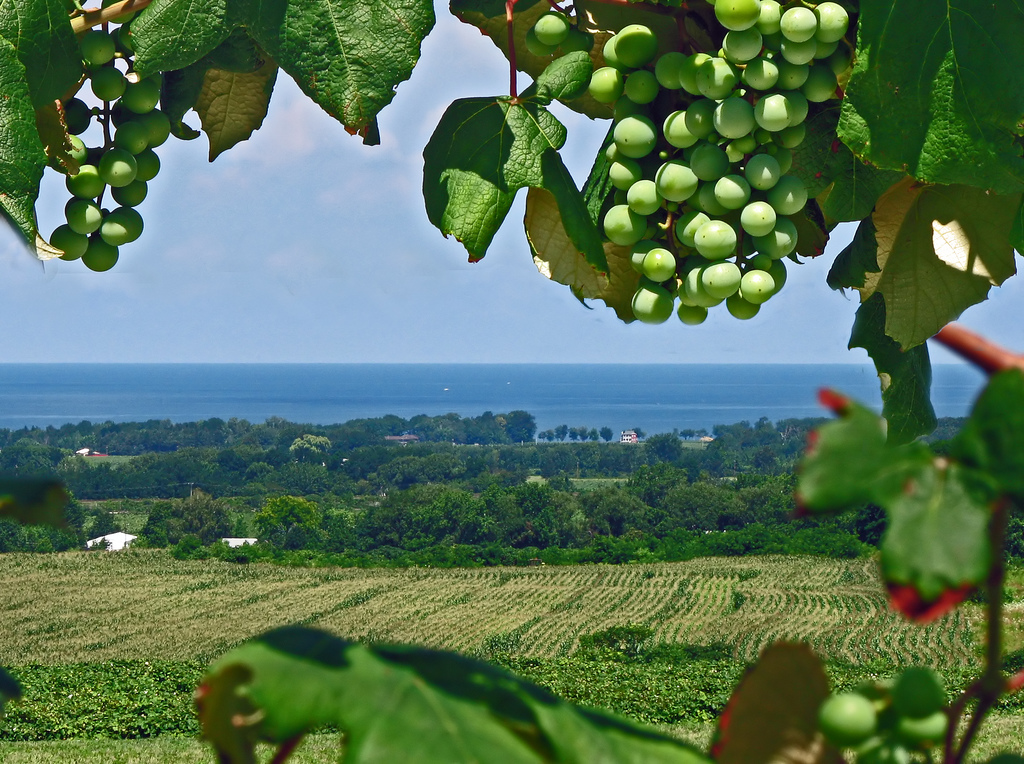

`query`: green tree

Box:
[254,495,322,539]
[178,490,232,545]
[289,434,331,462]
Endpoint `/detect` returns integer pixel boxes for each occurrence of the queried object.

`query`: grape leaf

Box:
[423,96,567,260]
[864,178,1019,349]
[160,65,203,140]
[36,101,78,176]
[827,216,877,291]
[0,478,68,526]
[712,643,840,764]
[0,0,81,107]
[952,368,1024,499]
[849,293,937,445]
[881,461,992,603]
[839,0,1024,194]
[130,0,237,76]
[0,36,47,245]
[791,200,829,258]
[200,27,268,73]
[198,625,710,764]
[534,51,593,104]
[819,146,903,225]
[791,105,839,200]
[525,187,637,321]
[195,61,279,161]
[0,666,20,717]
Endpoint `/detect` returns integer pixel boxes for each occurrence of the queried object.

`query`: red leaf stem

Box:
[506,0,519,100]
[933,324,1024,376]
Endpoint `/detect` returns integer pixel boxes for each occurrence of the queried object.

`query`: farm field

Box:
[0,551,975,667]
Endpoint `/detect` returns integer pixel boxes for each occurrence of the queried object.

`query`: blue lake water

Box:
[0,364,987,435]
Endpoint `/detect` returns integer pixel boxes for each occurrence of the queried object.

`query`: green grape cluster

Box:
[527,9,594,57]
[584,0,849,325]
[50,13,170,272]
[817,667,948,762]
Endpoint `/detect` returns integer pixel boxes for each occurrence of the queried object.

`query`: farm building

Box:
[620,430,639,444]
[222,538,258,548]
[86,532,137,551]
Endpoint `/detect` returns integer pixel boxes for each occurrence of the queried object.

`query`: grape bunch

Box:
[817,666,949,762]
[49,10,170,272]
[555,0,849,325]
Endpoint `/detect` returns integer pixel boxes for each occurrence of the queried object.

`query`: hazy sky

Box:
[0,1,1019,365]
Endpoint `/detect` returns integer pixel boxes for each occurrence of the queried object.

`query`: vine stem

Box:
[70,0,152,34]
[506,0,519,100]
[933,324,1024,375]
[270,734,304,764]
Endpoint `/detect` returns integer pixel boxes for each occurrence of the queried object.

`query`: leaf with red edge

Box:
[712,642,842,764]
[887,583,974,624]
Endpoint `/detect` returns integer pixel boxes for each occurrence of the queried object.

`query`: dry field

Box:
[0,551,974,667]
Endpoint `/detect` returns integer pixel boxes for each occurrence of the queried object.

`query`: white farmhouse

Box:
[86,532,137,551]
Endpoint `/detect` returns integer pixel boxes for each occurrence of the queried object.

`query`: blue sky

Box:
[0,2,1019,365]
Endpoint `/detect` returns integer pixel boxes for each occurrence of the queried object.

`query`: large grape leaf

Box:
[0,36,47,245]
[0,0,81,107]
[195,61,279,161]
[197,625,710,764]
[952,368,1024,499]
[0,666,20,717]
[863,178,1020,349]
[422,96,570,260]
[849,294,936,445]
[0,478,68,526]
[712,643,840,764]
[839,0,1024,194]
[130,0,238,75]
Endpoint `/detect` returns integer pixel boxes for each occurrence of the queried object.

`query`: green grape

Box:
[696,57,739,100]
[642,247,677,281]
[674,210,710,247]
[654,52,687,89]
[66,136,88,165]
[631,285,675,324]
[713,97,755,139]
[65,199,103,234]
[731,134,758,154]
[753,215,797,258]
[814,38,839,60]
[771,145,793,173]
[694,219,737,259]
[100,206,144,246]
[614,24,659,68]
[761,31,783,51]
[744,153,780,189]
[525,27,557,57]
[133,148,160,182]
[602,35,627,70]
[858,741,911,764]
[613,115,658,158]
[82,236,119,272]
[780,37,817,65]
[740,200,776,235]
[749,252,772,271]
[826,45,853,76]
[767,175,807,215]
[722,28,763,63]
[655,161,698,202]
[701,261,742,299]
[714,174,750,209]
[604,204,647,245]
[780,6,817,43]
[775,122,806,148]
[627,179,662,215]
[776,59,810,89]
[663,111,699,148]
[754,127,773,144]
[560,28,594,53]
[682,268,724,307]
[739,269,775,303]
[66,165,105,199]
[767,258,787,293]
[624,70,660,104]
[137,109,171,147]
[114,121,149,154]
[697,183,730,216]
[785,91,809,126]
[91,66,127,101]
[630,240,660,273]
[80,30,116,67]
[111,179,147,207]
[690,142,729,181]
[895,711,947,747]
[51,224,89,260]
[116,23,134,53]
[802,64,839,102]
[534,12,571,46]
[892,668,945,720]
[684,99,718,140]
[741,56,779,90]
[714,0,762,32]
[589,67,624,103]
[677,303,708,325]
[610,159,643,191]
[614,97,647,122]
[98,148,138,187]
[120,78,161,114]
[815,2,850,44]
[63,98,93,135]
[726,293,760,319]
[678,53,711,95]
[754,94,791,131]
[755,0,782,33]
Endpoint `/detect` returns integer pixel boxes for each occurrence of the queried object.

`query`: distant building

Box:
[384,434,420,444]
[86,532,136,551]
[222,538,258,548]
[620,430,639,444]
[699,436,715,443]
[75,448,91,455]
